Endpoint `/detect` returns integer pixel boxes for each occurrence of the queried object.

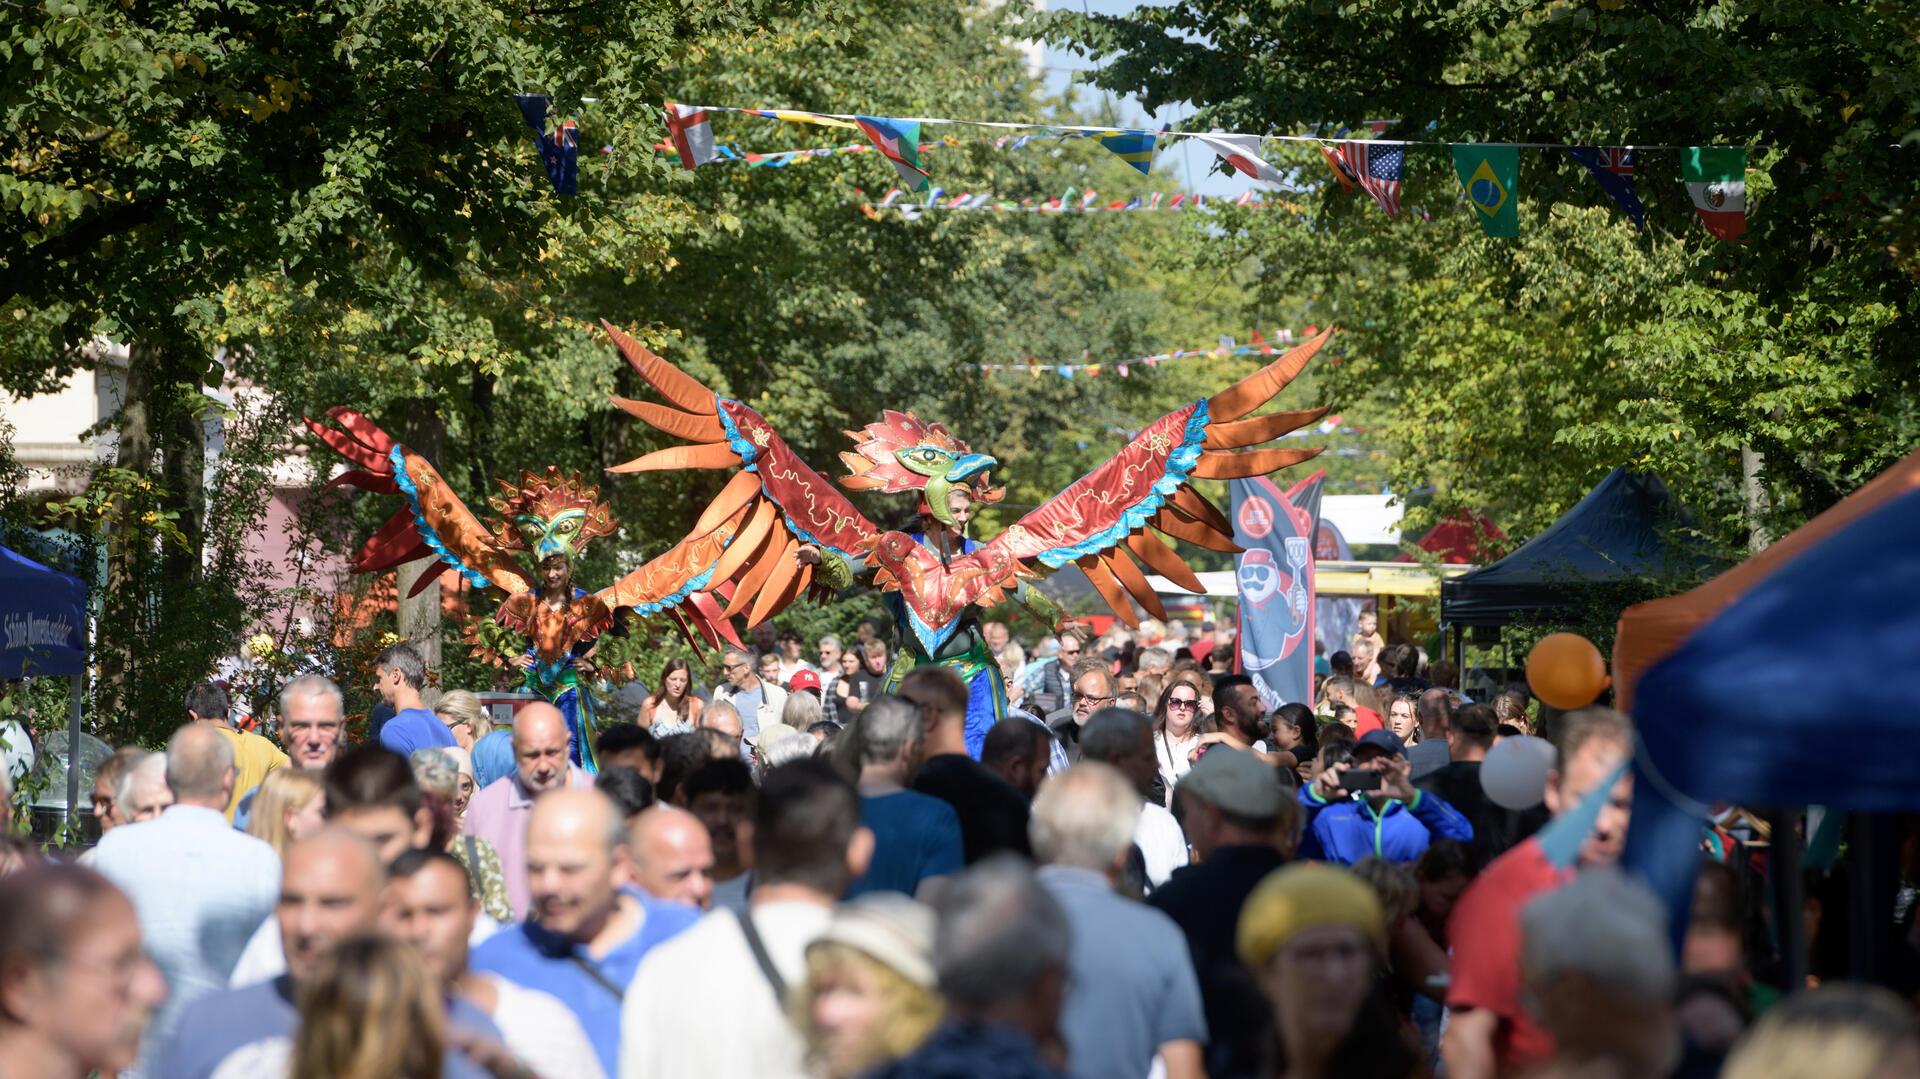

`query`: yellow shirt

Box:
[215,726,290,821]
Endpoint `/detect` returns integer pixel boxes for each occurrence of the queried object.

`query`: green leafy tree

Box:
[1049,0,1920,553]
[1,0,796,738]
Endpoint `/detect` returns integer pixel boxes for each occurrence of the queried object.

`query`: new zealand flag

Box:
[515,95,579,196]
[1231,469,1327,709]
[1567,146,1645,231]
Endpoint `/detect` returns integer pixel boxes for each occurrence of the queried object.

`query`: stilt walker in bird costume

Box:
[304,408,743,773]
[596,321,1335,759]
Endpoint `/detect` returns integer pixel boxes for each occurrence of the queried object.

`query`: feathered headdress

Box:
[487,467,618,554]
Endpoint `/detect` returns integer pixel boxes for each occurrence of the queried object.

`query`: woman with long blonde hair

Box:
[246,769,325,859]
[290,934,445,1079]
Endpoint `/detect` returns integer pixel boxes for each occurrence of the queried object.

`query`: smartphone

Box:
[1341,770,1382,793]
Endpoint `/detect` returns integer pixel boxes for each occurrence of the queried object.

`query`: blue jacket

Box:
[1297,784,1473,865]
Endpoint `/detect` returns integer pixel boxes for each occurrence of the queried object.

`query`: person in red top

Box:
[1442,706,1635,1078]
[1321,677,1384,736]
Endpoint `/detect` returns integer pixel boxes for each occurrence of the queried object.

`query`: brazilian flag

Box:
[1453,145,1519,238]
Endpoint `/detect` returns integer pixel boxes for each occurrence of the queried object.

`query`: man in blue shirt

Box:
[1299,728,1473,864]
[470,787,699,1078]
[846,695,963,899]
[373,642,457,757]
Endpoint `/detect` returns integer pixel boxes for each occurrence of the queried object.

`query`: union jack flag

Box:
[1325,140,1403,217]
[1594,146,1634,174]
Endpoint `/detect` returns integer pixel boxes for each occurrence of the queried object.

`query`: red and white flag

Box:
[663,102,718,170]
[1190,133,1286,185]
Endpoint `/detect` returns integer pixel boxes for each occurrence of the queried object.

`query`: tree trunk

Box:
[1740,445,1770,553]
[395,397,446,674]
[105,337,205,723]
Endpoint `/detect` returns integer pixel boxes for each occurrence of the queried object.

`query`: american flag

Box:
[1329,140,1404,217]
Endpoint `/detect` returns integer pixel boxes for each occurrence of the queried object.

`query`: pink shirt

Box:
[463,767,592,920]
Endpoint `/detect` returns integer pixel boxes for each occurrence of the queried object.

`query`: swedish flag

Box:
[1452,145,1519,238]
[1097,130,1157,175]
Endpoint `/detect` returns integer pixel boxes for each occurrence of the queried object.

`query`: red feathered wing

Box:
[976,330,1334,627]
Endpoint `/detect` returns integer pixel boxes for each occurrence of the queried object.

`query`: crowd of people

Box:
[1,613,1917,1079]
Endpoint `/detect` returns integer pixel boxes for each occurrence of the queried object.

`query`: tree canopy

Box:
[1048,0,1920,546]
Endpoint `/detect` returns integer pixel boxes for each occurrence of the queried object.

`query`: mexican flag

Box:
[1684,147,1747,242]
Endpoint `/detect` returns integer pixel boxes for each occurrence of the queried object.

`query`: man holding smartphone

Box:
[1296,729,1473,865]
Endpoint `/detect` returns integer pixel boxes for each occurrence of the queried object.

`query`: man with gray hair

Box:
[845,695,962,900]
[816,634,846,723]
[1031,763,1206,1079]
[867,856,1071,1079]
[278,674,347,771]
[1079,707,1188,889]
[90,723,280,1075]
[115,750,173,824]
[1521,867,1679,1076]
[231,674,344,829]
[713,646,786,738]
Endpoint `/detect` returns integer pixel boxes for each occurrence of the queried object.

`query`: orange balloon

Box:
[1526,633,1610,710]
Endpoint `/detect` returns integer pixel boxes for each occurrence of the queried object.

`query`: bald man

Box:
[90,724,278,1076]
[629,806,716,909]
[463,701,593,919]
[160,830,506,1079]
[471,788,700,1078]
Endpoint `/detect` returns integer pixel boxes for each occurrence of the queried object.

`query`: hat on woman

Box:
[1237,863,1385,969]
[809,893,937,988]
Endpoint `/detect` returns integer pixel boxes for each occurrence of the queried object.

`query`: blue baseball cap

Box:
[1354,729,1406,758]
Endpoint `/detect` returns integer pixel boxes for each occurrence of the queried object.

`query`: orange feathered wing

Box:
[976,330,1334,627]
[304,407,537,598]
[305,406,742,652]
[602,321,879,630]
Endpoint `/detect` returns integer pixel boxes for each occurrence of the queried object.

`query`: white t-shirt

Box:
[486,975,607,1079]
[1154,730,1202,806]
[1134,800,1189,890]
[619,900,831,1079]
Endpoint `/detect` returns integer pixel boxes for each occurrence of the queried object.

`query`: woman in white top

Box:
[640,658,703,738]
[1151,681,1208,805]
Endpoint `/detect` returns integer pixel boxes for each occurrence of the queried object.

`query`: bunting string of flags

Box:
[858,186,1305,217]
[518,96,1754,242]
[971,328,1337,379]
[650,137,953,168]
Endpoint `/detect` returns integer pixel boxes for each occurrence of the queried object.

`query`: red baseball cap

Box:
[788,669,823,695]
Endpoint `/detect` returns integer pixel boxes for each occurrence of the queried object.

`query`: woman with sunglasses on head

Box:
[1152,682,1210,804]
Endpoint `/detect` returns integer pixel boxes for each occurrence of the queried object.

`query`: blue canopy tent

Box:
[0,543,89,825]
[1624,483,1920,979]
